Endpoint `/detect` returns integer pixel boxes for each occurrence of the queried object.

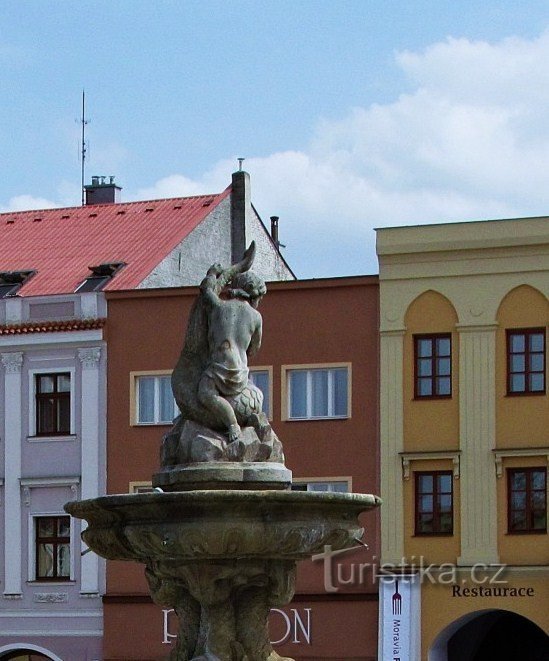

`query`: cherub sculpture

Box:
[165,243,282,467]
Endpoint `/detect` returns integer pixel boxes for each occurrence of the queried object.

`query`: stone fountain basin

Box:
[65,490,381,563]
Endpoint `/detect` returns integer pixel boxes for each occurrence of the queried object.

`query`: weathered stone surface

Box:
[66,491,381,659]
[160,419,285,470]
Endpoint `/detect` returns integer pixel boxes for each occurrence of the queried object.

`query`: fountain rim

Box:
[65,489,381,515]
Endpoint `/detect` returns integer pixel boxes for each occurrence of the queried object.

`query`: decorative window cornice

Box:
[493,447,549,478]
[399,450,461,480]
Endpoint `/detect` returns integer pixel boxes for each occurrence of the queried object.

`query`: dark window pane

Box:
[38,518,55,537]
[418,514,433,533]
[529,373,545,392]
[250,370,270,415]
[532,471,546,490]
[529,333,544,352]
[419,359,432,376]
[438,474,452,493]
[532,491,545,509]
[512,492,526,510]
[138,377,155,423]
[533,512,546,530]
[510,511,527,530]
[418,379,432,396]
[38,375,55,393]
[289,371,308,418]
[530,354,544,372]
[437,337,451,356]
[419,495,433,513]
[438,358,451,376]
[511,472,526,490]
[511,354,525,372]
[510,334,525,353]
[439,494,452,512]
[510,374,526,392]
[333,368,348,417]
[418,475,433,493]
[439,513,453,532]
[417,339,432,357]
[311,370,328,417]
[58,374,71,392]
[437,377,451,395]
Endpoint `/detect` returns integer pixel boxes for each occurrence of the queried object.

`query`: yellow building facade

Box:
[376,217,548,660]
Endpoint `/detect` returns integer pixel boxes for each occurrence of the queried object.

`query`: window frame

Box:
[413,333,452,400]
[291,477,351,493]
[29,368,75,438]
[32,514,72,582]
[414,470,454,536]
[130,370,178,426]
[282,363,351,421]
[248,366,273,419]
[506,328,546,396]
[507,467,547,534]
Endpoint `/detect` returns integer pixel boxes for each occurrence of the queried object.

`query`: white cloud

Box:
[1,195,58,212]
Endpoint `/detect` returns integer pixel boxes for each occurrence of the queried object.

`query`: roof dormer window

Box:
[75,262,125,293]
[0,270,36,298]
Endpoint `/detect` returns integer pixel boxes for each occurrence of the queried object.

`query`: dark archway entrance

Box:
[444,610,549,661]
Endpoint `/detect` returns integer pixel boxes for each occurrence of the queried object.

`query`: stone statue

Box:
[159,243,285,481]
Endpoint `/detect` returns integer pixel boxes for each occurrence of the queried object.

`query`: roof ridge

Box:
[0,189,228,218]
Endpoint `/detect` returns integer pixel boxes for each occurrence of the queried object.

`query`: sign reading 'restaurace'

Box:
[452,586,536,598]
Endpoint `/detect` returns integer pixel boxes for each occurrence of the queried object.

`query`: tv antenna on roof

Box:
[80,90,89,206]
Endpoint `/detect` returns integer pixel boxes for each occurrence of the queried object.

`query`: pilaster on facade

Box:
[457,324,499,565]
[77,346,102,594]
[380,329,406,564]
[1,351,24,596]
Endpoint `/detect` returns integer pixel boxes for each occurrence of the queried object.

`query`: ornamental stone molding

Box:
[33,592,68,603]
[77,347,101,369]
[1,351,23,373]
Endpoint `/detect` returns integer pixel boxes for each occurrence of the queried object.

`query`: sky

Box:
[2,1,549,278]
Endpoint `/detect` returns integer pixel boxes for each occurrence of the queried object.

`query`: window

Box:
[507,329,545,395]
[249,368,271,417]
[287,366,349,419]
[135,374,177,424]
[35,516,70,581]
[415,471,453,535]
[291,480,349,493]
[414,335,451,398]
[75,262,125,293]
[0,269,35,298]
[35,373,71,436]
[508,468,547,533]
[129,481,154,494]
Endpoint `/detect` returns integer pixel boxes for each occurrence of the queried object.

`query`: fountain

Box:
[65,243,381,660]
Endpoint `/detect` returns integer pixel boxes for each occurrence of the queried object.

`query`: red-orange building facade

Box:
[103,275,380,660]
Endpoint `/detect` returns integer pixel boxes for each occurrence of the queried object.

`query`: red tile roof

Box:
[0,189,230,296]
[0,318,106,334]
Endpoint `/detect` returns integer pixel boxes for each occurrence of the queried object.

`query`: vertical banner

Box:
[378,574,421,661]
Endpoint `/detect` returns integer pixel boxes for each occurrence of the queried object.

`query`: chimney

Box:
[270,216,279,246]
[84,175,122,205]
[230,170,251,263]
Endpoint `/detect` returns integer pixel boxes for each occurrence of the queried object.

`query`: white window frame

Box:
[249,365,273,419]
[130,370,178,426]
[27,511,76,583]
[282,363,351,421]
[28,367,76,439]
[291,477,352,493]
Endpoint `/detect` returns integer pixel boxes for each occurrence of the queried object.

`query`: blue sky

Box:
[2,1,549,277]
